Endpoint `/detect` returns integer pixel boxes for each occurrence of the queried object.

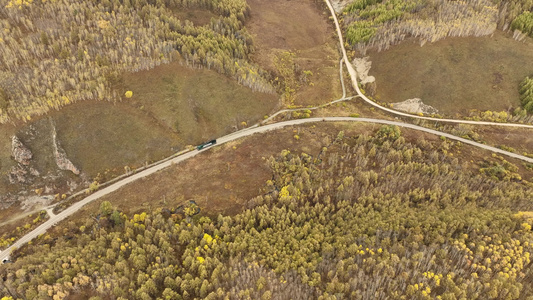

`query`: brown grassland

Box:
[368,31,533,115]
[0,61,278,218]
[246,0,342,106]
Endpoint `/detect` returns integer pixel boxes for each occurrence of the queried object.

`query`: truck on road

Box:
[196,139,217,150]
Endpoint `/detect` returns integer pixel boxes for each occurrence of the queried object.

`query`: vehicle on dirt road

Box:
[196,139,217,150]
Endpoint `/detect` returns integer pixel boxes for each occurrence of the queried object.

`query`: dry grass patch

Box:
[246,0,342,106]
[53,101,181,178]
[121,62,279,144]
[172,8,216,26]
[368,31,533,115]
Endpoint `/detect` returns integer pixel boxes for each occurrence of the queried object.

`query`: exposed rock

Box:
[8,165,28,184]
[20,195,54,211]
[352,57,375,85]
[0,194,17,210]
[11,135,32,165]
[364,81,377,97]
[51,122,80,175]
[8,137,39,184]
[330,0,351,13]
[391,98,439,114]
[29,167,40,176]
[67,180,79,192]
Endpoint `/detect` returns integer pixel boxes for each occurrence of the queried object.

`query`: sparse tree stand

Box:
[342,0,533,54]
[0,0,273,123]
[100,201,113,216]
[273,51,299,106]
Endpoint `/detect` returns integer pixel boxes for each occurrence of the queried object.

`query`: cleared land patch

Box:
[246,0,342,106]
[171,8,216,26]
[368,31,533,115]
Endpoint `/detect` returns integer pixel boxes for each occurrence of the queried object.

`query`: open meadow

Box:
[368,31,533,115]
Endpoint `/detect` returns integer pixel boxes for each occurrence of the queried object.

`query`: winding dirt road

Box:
[2,116,532,263]
[2,0,532,263]
[323,0,533,129]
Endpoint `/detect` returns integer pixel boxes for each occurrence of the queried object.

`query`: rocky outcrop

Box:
[11,135,32,165]
[0,194,17,210]
[330,0,351,12]
[51,124,80,175]
[8,165,28,184]
[352,57,375,85]
[7,165,39,184]
[391,98,439,115]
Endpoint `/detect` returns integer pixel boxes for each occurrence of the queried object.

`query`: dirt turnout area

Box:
[368,31,533,116]
[246,0,342,106]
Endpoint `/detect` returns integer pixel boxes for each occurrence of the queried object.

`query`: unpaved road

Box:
[2,116,532,263]
[2,0,533,262]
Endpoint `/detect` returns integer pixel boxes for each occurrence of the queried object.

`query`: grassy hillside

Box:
[1,125,532,299]
[367,31,533,115]
[0,0,279,216]
[339,0,533,116]
[0,0,273,123]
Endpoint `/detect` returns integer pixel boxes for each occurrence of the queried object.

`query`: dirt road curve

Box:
[323,0,533,129]
[1,117,531,263]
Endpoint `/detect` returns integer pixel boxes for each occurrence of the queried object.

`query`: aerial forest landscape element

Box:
[1,127,533,298]
[0,0,533,298]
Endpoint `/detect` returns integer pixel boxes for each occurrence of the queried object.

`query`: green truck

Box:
[196,139,217,150]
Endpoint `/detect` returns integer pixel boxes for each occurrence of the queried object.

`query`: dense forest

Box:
[342,0,533,53]
[0,0,273,123]
[1,126,532,299]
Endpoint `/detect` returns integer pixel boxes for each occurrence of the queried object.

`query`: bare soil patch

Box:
[368,31,533,115]
[246,0,342,106]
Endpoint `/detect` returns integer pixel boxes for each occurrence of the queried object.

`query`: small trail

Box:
[250,59,355,128]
